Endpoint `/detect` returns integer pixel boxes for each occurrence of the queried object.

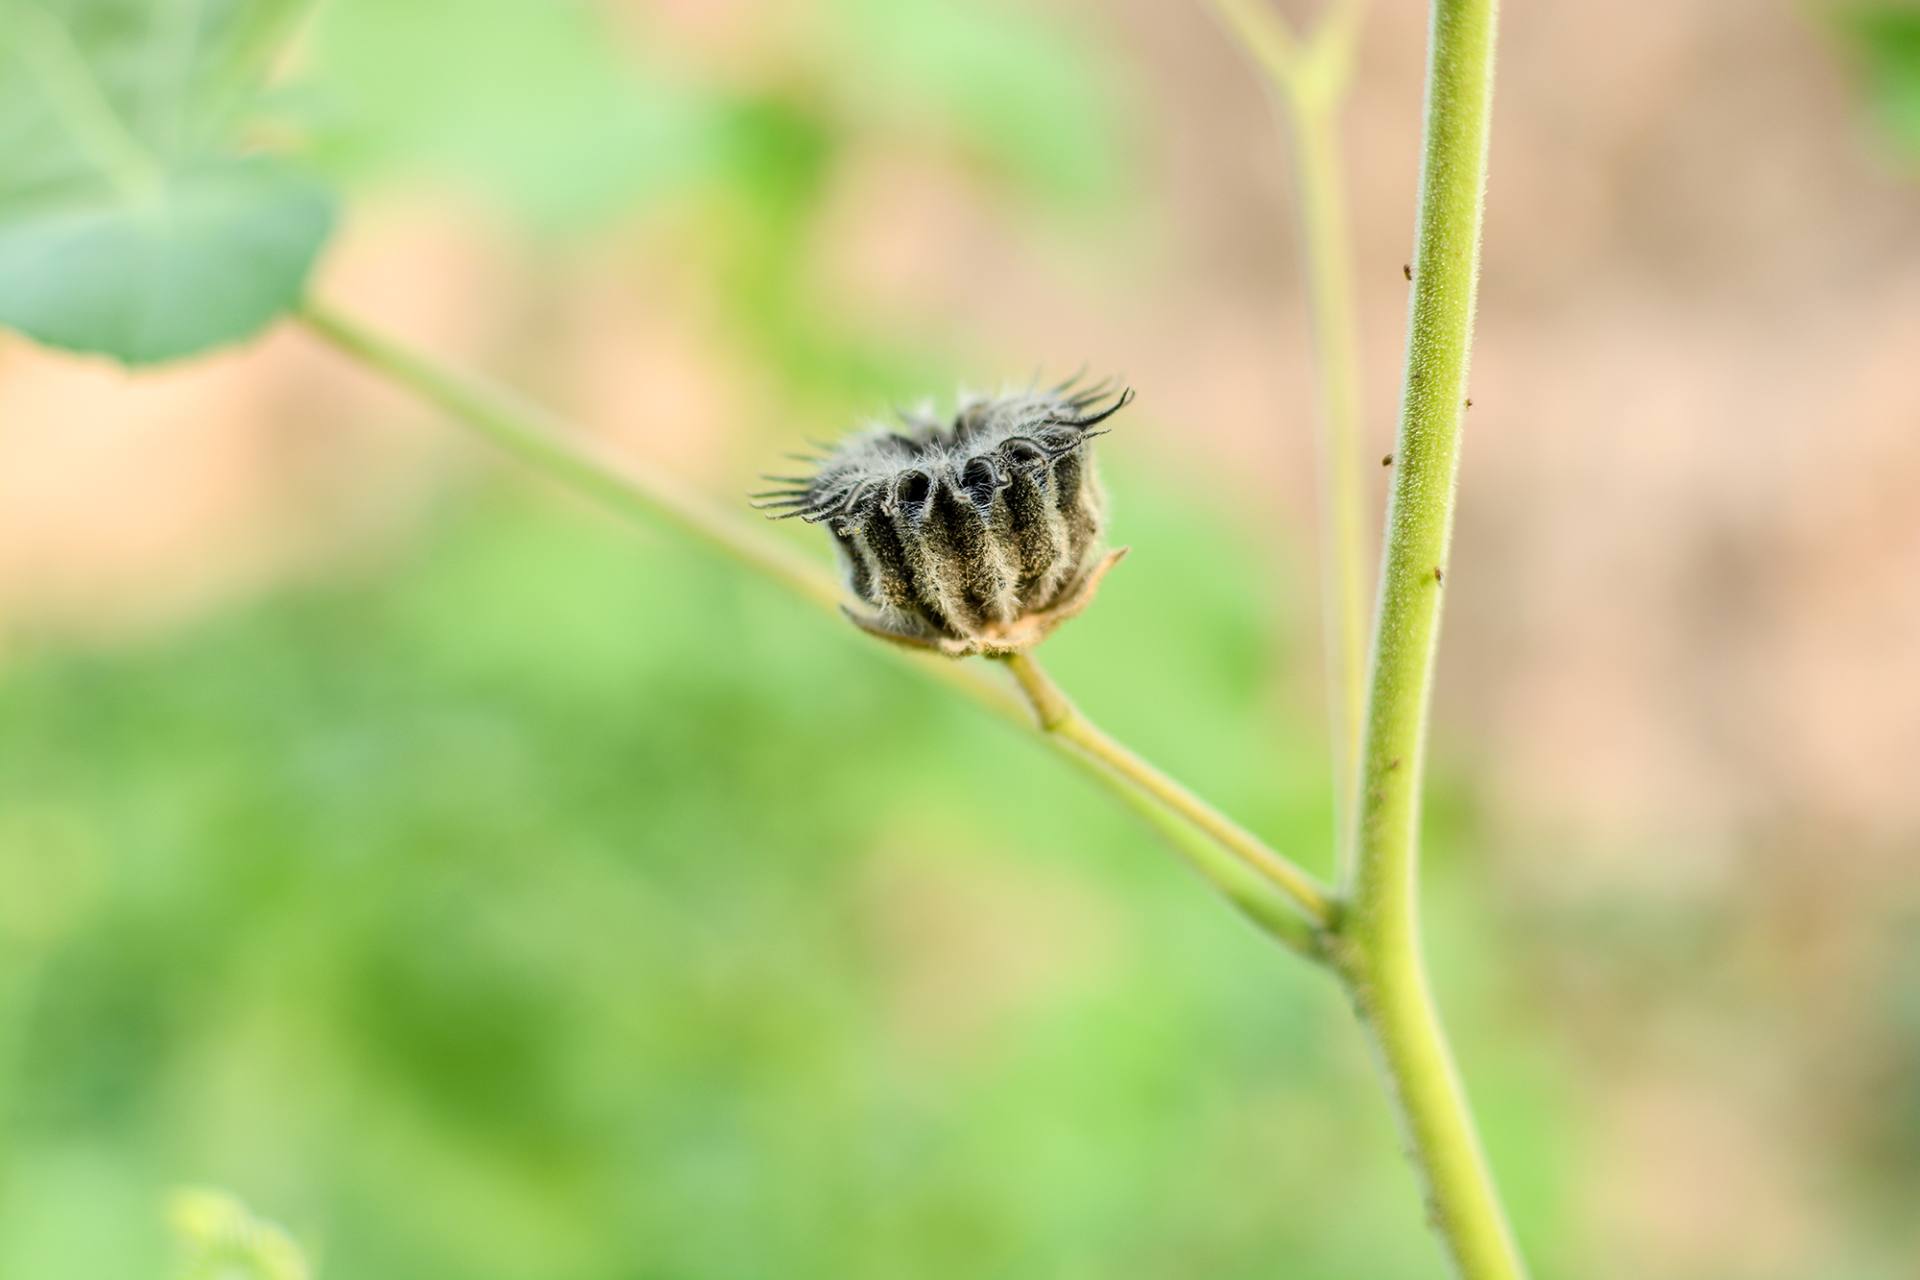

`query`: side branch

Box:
[1001,652,1334,947]
[1212,0,1373,877]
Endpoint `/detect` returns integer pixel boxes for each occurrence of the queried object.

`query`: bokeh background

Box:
[4,1,1919,1276]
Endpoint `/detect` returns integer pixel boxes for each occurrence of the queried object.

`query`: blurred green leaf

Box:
[0,0,335,363]
[170,1188,311,1280]
[1836,4,1920,156]
[305,0,721,230]
[831,0,1127,206]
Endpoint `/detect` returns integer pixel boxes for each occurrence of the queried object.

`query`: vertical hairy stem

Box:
[1338,1,1521,1277]
[1214,10,1518,1262]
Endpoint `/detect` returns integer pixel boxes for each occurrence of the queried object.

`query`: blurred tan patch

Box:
[548,265,751,485]
[0,337,302,633]
[857,845,1119,1068]
[0,203,520,638]
[1588,1069,1818,1278]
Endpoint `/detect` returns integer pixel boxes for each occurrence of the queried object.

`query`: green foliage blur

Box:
[0,1,1600,1276]
[170,1188,311,1280]
[0,469,1572,1278]
[1837,3,1920,157]
[0,0,333,362]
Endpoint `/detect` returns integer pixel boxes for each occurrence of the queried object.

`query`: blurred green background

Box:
[4,1,1920,1277]
[0,475,1568,1279]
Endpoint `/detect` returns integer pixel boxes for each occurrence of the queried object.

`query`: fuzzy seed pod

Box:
[754,379,1133,657]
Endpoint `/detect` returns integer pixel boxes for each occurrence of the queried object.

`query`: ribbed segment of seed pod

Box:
[753,378,1133,657]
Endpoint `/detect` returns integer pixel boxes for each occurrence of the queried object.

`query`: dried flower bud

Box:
[754,379,1133,656]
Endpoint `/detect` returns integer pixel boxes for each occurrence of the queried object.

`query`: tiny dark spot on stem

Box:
[1464,397,1473,409]
[1381,453,1393,467]
[1434,565,1444,583]
[1386,756,1402,772]
[1402,263,1412,281]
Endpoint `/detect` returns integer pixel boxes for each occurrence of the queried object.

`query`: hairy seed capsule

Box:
[753,379,1133,657]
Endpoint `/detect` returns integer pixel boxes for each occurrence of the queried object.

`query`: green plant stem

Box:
[294,300,1330,957]
[297,302,840,615]
[1215,1,1521,1270]
[1336,0,1522,1277]
[1290,102,1370,875]
[1211,0,1371,879]
[1053,744,1328,959]
[1001,652,1333,948]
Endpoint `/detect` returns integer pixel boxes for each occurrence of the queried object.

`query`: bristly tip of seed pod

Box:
[751,374,1134,657]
